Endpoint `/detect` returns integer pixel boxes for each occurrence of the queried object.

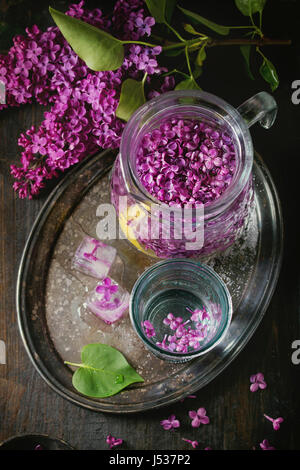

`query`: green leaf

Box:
[183,23,203,36]
[49,7,124,71]
[144,0,167,23]
[175,77,201,90]
[66,343,144,398]
[193,65,203,79]
[116,78,146,121]
[178,6,230,36]
[234,0,267,16]
[164,47,185,57]
[240,45,254,80]
[259,56,279,91]
[165,0,177,23]
[195,46,206,66]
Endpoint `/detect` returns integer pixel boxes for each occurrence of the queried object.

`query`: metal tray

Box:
[16,150,283,413]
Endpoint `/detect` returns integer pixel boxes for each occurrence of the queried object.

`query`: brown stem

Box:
[207,37,292,47]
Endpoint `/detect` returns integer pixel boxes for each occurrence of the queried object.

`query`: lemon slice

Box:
[118,204,157,258]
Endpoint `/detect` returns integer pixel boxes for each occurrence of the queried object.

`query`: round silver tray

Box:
[16,150,283,413]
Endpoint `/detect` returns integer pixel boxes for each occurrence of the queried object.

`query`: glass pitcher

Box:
[110,90,277,259]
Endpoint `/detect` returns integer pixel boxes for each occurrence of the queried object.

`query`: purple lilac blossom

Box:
[136,118,237,207]
[250,373,267,392]
[160,415,180,430]
[2,0,175,198]
[106,434,123,449]
[188,407,210,428]
[263,414,284,431]
[153,306,216,354]
[259,439,275,450]
[182,438,199,448]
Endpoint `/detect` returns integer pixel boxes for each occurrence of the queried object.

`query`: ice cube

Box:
[72,236,116,279]
[86,277,130,324]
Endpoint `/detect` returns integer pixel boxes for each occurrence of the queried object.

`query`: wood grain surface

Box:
[0,0,299,450]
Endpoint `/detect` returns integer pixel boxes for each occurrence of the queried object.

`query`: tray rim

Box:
[16,150,284,414]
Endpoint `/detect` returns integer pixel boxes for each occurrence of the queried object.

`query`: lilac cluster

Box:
[141,305,214,354]
[1,0,175,198]
[136,118,237,208]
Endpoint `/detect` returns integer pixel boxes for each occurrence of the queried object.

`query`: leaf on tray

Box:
[65,343,144,398]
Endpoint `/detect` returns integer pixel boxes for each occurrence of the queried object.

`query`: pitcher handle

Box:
[237,91,277,129]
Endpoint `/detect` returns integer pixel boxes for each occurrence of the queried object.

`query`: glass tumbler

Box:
[110,90,277,259]
[129,259,233,362]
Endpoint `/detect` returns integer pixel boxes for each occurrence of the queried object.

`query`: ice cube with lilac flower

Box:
[87,277,130,324]
[72,236,116,279]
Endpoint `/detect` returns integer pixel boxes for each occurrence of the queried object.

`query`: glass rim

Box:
[119,89,253,219]
[129,259,233,359]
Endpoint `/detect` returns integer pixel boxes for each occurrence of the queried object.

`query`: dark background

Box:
[0,0,299,450]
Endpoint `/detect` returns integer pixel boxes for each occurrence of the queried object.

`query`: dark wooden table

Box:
[0,0,300,451]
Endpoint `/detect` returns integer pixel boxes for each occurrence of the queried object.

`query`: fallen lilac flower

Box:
[180,394,197,403]
[259,439,275,450]
[182,438,198,449]
[189,407,210,428]
[250,373,267,392]
[160,415,180,430]
[264,414,284,431]
[106,434,123,449]
[34,444,43,450]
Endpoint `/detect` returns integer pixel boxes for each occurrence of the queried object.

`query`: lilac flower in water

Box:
[142,320,156,338]
[182,438,199,449]
[187,306,210,322]
[156,334,169,350]
[189,407,210,428]
[264,414,284,431]
[163,313,183,330]
[160,415,180,431]
[250,373,267,392]
[106,434,123,449]
[260,439,275,450]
